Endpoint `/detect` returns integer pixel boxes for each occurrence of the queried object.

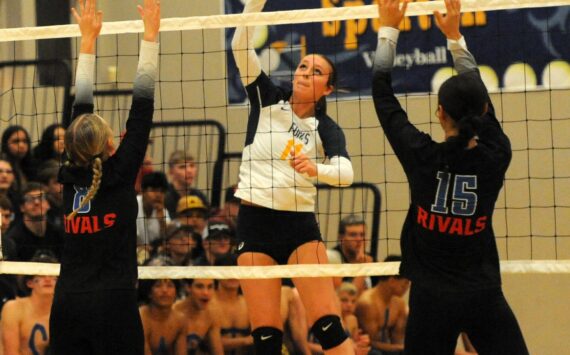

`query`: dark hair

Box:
[371,255,403,286]
[438,73,488,152]
[141,171,169,192]
[338,214,366,235]
[0,195,13,211]
[20,182,46,199]
[313,54,337,116]
[138,278,181,304]
[18,250,58,295]
[1,125,35,190]
[36,160,60,185]
[33,124,64,163]
[214,253,238,267]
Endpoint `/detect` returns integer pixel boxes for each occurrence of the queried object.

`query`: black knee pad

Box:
[311,314,348,350]
[251,326,283,355]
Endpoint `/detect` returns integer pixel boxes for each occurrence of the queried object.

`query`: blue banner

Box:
[225,0,570,103]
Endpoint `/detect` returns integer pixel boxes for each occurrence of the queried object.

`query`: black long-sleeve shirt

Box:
[373,29,511,292]
[57,41,159,293]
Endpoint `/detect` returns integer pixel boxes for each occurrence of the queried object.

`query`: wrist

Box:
[447,32,462,41]
[79,38,96,54]
[143,33,158,42]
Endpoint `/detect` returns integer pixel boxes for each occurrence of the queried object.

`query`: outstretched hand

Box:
[434,0,462,40]
[71,0,103,53]
[137,0,161,42]
[377,0,409,29]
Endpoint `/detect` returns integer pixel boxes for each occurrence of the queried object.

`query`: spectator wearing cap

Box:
[164,151,208,218]
[326,214,373,294]
[210,184,240,233]
[175,195,209,238]
[148,222,203,266]
[136,172,171,256]
[193,221,233,266]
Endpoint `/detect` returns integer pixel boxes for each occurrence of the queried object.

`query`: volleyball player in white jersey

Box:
[231,1,355,354]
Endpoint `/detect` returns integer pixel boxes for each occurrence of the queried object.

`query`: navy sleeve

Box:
[111,97,154,183]
[243,71,289,146]
[317,115,350,159]
[372,70,434,170]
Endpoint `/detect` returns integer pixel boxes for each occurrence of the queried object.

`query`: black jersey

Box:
[57,97,154,292]
[373,70,511,292]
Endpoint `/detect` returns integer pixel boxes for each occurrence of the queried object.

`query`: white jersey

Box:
[235,72,351,212]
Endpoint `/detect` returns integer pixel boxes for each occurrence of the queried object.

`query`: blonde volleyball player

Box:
[49,0,160,353]
[231,1,355,354]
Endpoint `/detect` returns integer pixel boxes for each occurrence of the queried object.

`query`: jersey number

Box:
[431,171,478,216]
[72,186,91,214]
[280,139,304,160]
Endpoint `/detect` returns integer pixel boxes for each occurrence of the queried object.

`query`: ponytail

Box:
[444,114,482,157]
[67,157,103,219]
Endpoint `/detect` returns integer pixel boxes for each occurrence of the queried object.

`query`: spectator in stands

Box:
[275,287,310,354]
[194,221,233,266]
[0,158,19,203]
[0,252,57,355]
[210,254,253,354]
[147,222,203,266]
[210,185,240,232]
[165,150,208,217]
[136,171,170,250]
[139,275,187,354]
[338,282,371,355]
[355,255,409,355]
[174,279,224,355]
[327,214,373,293]
[0,194,14,236]
[36,160,64,229]
[32,123,65,167]
[120,130,155,194]
[4,182,64,261]
[0,195,18,316]
[175,195,209,237]
[1,125,36,189]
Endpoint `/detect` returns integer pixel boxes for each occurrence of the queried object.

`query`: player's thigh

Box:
[464,290,529,355]
[291,241,339,324]
[405,284,460,355]
[238,252,283,329]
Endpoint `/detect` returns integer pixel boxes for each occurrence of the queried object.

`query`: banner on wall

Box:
[225,0,570,103]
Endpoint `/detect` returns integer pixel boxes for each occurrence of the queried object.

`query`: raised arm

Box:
[231,0,265,86]
[70,0,103,118]
[372,0,432,169]
[434,0,477,74]
[112,0,160,182]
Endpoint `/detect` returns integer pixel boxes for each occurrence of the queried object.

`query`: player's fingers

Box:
[71,7,81,23]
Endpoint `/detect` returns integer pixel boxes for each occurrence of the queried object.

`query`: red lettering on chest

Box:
[416,206,487,237]
[64,213,117,235]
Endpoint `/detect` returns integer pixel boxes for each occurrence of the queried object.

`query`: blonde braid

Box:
[67,157,103,219]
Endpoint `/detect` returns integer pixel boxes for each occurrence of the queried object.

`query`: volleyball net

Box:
[0,0,569,279]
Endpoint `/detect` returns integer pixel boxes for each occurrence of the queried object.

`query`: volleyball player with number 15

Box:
[49,0,160,354]
[372,0,529,354]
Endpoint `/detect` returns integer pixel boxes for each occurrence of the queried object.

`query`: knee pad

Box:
[251,327,283,355]
[311,314,348,350]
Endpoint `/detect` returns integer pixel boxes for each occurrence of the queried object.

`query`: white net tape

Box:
[0,0,569,42]
[2,260,570,279]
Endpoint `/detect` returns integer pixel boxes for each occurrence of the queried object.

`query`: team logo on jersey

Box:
[72,185,91,214]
